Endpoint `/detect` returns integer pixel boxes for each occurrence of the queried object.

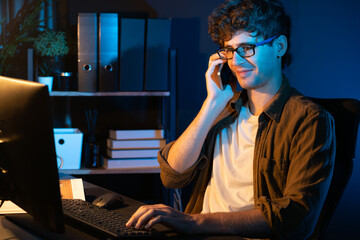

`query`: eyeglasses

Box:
[216,36,277,60]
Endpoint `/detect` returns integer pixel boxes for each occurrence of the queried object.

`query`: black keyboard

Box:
[62,199,157,239]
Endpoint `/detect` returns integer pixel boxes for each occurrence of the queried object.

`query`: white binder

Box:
[78,13,98,92]
[99,13,119,92]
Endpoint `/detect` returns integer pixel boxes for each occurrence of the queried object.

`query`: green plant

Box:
[34,30,69,76]
[0,0,46,76]
[34,30,69,57]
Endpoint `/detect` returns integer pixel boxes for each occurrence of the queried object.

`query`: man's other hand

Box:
[126,204,198,234]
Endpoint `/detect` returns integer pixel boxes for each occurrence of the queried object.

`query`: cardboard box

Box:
[54,128,83,169]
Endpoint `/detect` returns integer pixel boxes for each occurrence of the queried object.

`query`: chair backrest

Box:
[308,98,360,240]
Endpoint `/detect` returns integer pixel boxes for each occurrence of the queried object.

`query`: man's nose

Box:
[231,51,247,65]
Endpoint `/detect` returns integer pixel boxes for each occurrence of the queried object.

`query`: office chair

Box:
[308,98,360,240]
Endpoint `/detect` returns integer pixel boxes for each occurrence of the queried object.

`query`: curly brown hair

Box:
[208,0,292,68]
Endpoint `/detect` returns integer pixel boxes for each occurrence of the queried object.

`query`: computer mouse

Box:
[92,192,124,210]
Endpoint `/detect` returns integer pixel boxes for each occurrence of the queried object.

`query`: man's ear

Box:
[275,35,288,58]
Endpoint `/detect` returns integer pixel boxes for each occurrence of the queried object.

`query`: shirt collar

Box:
[231,75,292,122]
[230,91,245,113]
[262,76,292,122]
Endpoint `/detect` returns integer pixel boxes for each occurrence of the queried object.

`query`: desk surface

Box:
[1,181,248,240]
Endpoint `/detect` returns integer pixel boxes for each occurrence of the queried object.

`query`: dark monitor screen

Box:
[0,76,64,233]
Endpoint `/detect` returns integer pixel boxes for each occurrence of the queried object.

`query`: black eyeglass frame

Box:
[216,36,278,60]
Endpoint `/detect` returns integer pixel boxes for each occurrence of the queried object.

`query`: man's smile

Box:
[234,68,253,78]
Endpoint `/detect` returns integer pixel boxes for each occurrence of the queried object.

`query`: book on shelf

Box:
[107,148,159,159]
[109,129,164,140]
[107,138,166,149]
[103,158,159,169]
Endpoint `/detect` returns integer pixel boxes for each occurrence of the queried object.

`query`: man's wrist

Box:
[203,96,228,114]
[189,210,272,237]
[191,213,207,234]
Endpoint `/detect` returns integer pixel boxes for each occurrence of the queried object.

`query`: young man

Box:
[126,0,336,239]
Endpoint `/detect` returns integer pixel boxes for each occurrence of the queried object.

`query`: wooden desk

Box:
[0,216,40,240]
[1,180,247,240]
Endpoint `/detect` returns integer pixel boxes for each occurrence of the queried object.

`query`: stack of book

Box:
[104,129,166,169]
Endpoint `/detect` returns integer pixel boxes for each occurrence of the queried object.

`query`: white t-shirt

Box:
[202,103,259,213]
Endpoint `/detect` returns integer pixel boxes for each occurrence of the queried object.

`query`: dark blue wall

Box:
[283,1,360,238]
[147,0,360,238]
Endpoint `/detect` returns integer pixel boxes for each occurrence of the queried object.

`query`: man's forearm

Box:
[167,97,226,173]
[192,209,273,238]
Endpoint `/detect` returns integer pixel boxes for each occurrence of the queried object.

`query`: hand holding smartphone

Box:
[218,62,235,90]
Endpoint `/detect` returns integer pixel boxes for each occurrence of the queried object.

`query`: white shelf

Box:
[50,91,170,97]
[59,166,160,175]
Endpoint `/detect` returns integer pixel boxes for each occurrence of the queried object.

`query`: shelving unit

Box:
[50,91,170,97]
[51,49,177,205]
[52,91,174,205]
[51,91,174,172]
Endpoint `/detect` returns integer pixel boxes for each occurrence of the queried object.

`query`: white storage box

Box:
[54,128,83,169]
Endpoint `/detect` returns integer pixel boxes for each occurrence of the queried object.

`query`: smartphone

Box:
[218,62,236,90]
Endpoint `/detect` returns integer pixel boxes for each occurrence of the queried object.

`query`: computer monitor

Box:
[0,76,65,233]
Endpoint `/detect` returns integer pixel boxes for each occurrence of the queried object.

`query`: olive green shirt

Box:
[158,78,336,239]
